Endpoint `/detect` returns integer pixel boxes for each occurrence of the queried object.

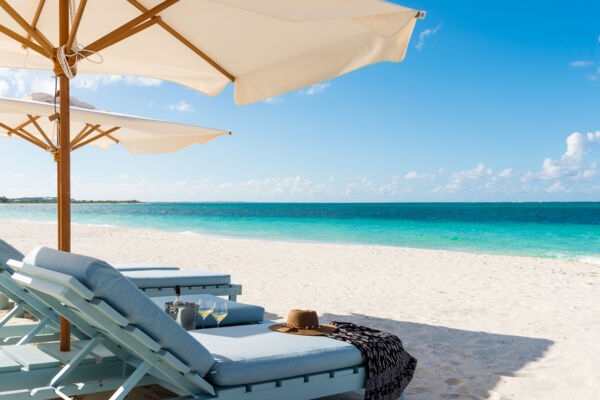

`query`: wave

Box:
[576,256,600,265]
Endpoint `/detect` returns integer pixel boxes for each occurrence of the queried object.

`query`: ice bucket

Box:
[165,301,198,330]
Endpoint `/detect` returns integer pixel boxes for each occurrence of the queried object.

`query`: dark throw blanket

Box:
[325,322,417,400]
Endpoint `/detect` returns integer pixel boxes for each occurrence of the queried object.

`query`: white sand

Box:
[1,219,599,400]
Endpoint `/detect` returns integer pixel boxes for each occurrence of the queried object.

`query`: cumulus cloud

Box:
[498,168,513,178]
[538,132,599,179]
[118,173,129,180]
[416,24,441,51]
[299,82,331,96]
[167,100,195,113]
[445,163,492,191]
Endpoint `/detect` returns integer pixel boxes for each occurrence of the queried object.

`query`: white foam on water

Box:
[179,230,199,236]
[576,256,600,265]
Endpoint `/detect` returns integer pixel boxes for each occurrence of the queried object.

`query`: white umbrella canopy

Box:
[0,0,424,350]
[0,0,424,105]
[0,94,230,155]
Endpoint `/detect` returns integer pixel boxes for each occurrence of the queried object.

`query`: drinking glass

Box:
[197,297,214,328]
[212,301,228,328]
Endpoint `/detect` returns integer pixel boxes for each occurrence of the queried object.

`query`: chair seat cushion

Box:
[23,247,216,376]
[191,322,363,386]
[150,294,264,328]
[114,263,180,271]
[122,269,231,288]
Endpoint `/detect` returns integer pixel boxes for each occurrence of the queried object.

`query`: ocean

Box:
[1,202,599,263]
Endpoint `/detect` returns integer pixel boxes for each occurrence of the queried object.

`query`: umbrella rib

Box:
[0,120,48,151]
[67,0,87,50]
[92,16,162,54]
[70,124,100,148]
[0,24,49,58]
[27,114,57,152]
[23,0,45,49]
[84,0,178,53]
[71,126,120,151]
[18,126,50,150]
[0,0,55,57]
[126,0,235,82]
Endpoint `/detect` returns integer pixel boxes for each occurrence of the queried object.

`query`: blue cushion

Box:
[0,239,24,270]
[190,323,363,386]
[114,263,180,272]
[23,247,215,376]
[122,270,231,288]
[150,294,264,328]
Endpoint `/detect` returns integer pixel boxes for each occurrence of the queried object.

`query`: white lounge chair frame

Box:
[4,259,405,400]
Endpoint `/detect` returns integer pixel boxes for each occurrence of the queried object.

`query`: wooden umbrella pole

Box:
[57,0,71,352]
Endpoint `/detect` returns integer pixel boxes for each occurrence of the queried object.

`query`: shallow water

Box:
[1,202,599,263]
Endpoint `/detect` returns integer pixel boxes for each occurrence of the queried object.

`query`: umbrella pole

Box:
[57,0,71,352]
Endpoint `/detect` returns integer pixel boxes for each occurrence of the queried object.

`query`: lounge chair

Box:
[0,239,242,305]
[3,248,408,400]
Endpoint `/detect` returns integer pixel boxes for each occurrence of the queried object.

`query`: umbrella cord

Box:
[56,0,103,79]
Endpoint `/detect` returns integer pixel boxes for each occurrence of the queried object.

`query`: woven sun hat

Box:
[268,310,337,336]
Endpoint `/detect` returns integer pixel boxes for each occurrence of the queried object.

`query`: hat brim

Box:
[268,323,338,336]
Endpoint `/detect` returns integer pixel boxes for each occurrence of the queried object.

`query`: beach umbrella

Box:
[0,0,424,350]
[0,93,230,155]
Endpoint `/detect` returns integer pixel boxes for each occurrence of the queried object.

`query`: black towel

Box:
[325,322,417,400]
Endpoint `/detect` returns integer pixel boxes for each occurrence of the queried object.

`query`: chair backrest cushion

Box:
[23,247,215,376]
[0,239,24,270]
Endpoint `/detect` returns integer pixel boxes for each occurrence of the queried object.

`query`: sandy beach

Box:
[1,219,599,400]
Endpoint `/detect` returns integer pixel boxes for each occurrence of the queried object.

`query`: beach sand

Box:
[1,219,599,400]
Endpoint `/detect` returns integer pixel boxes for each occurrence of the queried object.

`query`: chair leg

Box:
[228,294,237,302]
[0,302,23,328]
[51,333,104,388]
[17,317,49,345]
[109,360,151,400]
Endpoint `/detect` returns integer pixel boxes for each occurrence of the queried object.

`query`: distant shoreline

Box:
[0,196,142,204]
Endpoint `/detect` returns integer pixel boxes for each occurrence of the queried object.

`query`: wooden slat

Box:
[71,126,120,150]
[127,0,235,82]
[24,0,45,47]
[0,0,54,56]
[2,346,60,370]
[90,299,129,327]
[66,0,87,50]
[70,123,99,148]
[124,325,161,352]
[93,16,161,53]
[27,114,56,151]
[0,351,21,373]
[85,0,178,53]
[0,24,49,57]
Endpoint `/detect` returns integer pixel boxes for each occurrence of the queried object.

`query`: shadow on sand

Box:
[298,313,553,400]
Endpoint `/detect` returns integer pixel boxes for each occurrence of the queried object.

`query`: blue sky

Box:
[1,0,600,202]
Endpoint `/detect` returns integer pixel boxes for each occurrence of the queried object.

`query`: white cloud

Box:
[404,171,436,180]
[167,100,195,113]
[0,69,162,97]
[498,168,513,178]
[263,96,283,104]
[0,79,9,96]
[546,181,570,193]
[299,82,331,96]
[538,132,598,179]
[416,24,441,51]
[569,60,594,67]
[445,163,492,191]
[118,173,129,180]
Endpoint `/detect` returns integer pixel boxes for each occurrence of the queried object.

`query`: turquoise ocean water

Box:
[1,202,599,263]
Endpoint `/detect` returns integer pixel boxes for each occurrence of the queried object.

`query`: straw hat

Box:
[269,310,337,336]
